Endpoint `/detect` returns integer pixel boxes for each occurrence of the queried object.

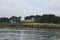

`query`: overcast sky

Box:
[0,0,60,19]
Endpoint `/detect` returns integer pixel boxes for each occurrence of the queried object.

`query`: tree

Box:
[0,17,9,22]
[34,15,41,22]
[25,15,35,20]
[10,16,21,23]
[16,16,21,22]
[40,14,55,23]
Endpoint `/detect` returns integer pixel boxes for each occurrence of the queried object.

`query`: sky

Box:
[0,0,60,19]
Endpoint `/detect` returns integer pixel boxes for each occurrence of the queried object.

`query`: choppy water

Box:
[0,29,60,40]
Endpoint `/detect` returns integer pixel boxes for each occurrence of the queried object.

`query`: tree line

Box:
[0,14,60,23]
[0,16,21,23]
[25,14,60,23]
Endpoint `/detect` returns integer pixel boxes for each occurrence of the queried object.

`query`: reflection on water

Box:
[0,29,60,40]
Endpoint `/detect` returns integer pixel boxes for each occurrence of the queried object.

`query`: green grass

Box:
[0,22,60,29]
[21,23,60,26]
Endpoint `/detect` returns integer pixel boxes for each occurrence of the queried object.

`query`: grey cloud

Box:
[0,0,60,19]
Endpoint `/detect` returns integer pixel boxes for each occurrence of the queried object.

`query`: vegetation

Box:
[25,14,60,23]
[0,16,21,23]
[0,14,60,29]
[0,22,60,29]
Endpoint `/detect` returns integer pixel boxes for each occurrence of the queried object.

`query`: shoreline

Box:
[0,27,60,31]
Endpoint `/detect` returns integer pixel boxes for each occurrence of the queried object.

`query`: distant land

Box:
[0,14,60,30]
